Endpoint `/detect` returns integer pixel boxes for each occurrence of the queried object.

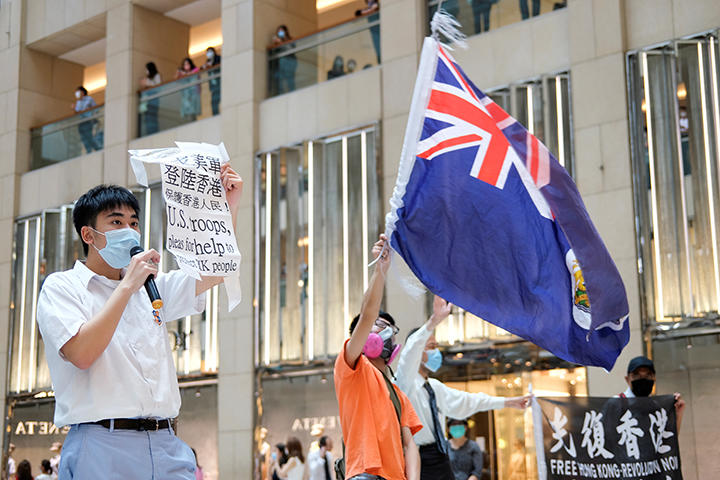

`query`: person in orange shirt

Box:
[334,234,423,480]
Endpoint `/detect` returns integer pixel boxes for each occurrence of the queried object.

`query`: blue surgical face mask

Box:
[271,452,277,461]
[424,348,442,372]
[449,425,466,439]
[91,227,141,269]
[278,30,286,39]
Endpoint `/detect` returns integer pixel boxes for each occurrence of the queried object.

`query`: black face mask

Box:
[380,337,401,363]
[631,378,654,397]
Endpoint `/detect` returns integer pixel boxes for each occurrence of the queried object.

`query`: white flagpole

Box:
[529,383,547,480]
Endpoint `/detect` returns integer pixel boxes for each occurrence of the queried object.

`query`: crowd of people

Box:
[142,47,222,134]
[5,442,61,480]
[254,231,686,480]
[269,0,379,96]
[70,46,223,149]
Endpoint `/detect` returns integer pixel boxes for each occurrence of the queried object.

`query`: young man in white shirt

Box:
[36,164,242,479]
[395,296,531,480]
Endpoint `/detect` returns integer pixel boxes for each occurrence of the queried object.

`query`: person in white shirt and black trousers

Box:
[36,165,242,479]
[396,296,531,480]
[307,435,335,480]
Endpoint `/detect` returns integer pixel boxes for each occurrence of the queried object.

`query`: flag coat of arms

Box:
[385,37,629,370]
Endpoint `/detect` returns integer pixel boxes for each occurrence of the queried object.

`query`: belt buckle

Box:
[151,419,159,431]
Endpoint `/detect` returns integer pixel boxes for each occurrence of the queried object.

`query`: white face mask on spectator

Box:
[206,50,214,59]
[278,30,286,39]
[75,91,82,99]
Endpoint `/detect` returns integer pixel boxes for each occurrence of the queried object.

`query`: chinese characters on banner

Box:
[533,396,682,480]
[129,142,242,311]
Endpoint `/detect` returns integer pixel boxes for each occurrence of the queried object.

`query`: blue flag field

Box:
[385,37,630,370]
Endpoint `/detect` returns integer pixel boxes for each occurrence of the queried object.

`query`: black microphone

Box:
[130,246,163,310]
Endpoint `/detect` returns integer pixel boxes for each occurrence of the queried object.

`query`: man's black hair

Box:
[319,435,329,447]
[349,310,395,336]
[73,184,140,255]
[77,86,88,95]
[447,417,469,428]
[406,327,421,343]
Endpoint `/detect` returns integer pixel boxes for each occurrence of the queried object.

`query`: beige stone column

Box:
[0,0,24,454]
[567,0,643,393]
[380,0,428,333]
[216,1,258,477]
[103,3,189,187]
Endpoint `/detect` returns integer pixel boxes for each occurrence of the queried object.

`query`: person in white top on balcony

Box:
[36,165,242,479]
[395,295,531,480]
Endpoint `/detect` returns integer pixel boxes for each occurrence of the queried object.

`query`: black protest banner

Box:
[533,396,682,480]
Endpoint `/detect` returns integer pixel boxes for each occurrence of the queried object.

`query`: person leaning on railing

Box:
[270,25,297,95]
[72,86,101,154]
[202,47,222,116]
[139,62,163,136]
[175,57,201,121]
[356,0,380,63]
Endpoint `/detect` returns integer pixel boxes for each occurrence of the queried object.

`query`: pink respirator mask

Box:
[363,326,402,364]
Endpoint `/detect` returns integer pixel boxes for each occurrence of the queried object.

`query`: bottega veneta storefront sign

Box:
[13,420,69,436]
[290,415,341,432]
[533,395,682,480]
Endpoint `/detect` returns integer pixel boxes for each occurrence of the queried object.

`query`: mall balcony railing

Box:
[30,104,104,170]
[267,11,380,97]
[137,65,221,138]
[427,0,567,37]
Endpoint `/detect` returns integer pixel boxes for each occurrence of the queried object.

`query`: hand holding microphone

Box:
[124,247,163,310]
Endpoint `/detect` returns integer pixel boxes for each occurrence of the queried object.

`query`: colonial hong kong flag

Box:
[385,37,629,370]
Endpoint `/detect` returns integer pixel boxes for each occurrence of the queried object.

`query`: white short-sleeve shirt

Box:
[37,261,206,427]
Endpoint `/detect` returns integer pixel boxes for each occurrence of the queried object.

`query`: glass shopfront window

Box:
[438,342,586,480]
[628,31,720,480]
[256,126,381,365]
[8,188,220,396]
[432,72,574,344]
[627,31,720,325]
[486,73,574,177]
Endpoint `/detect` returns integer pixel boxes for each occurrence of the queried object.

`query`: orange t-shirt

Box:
[334,339,423,480]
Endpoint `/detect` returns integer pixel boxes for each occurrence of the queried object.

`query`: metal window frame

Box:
[626,29,720,342]
[254,123,380,368]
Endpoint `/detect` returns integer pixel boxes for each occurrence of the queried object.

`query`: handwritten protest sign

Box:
[129,142,242,311]
[533,395,682,480]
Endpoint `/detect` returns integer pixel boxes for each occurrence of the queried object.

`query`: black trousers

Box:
[419,443,454,480]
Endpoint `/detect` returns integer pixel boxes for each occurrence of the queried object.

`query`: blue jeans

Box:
[77,121,99,153]
[519,0,540,19]
[59,422,196,479]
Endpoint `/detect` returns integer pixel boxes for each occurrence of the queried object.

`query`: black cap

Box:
[627,356,655,374]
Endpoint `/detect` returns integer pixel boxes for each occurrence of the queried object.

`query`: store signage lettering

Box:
[14,421,69,436]
[291,416,341,432]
